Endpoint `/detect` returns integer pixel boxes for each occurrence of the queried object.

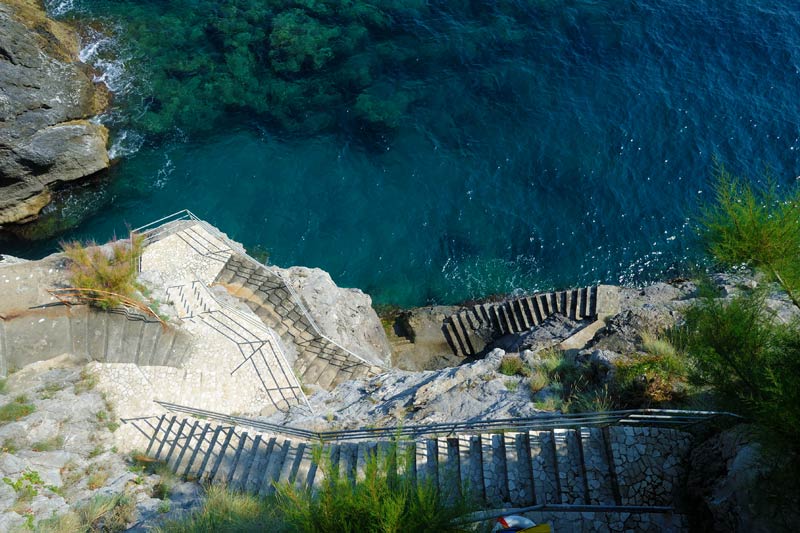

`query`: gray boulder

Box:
[0,1,109,227]
[284,266,391,366]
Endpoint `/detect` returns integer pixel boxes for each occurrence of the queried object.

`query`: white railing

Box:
[132,210,389,371]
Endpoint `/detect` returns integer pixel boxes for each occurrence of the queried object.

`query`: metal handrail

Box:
[190,281,312,412]
[154,401,743,443]
[132,210,389,371]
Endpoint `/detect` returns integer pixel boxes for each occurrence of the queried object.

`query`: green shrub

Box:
[498,355,529,377]
[700,165,800,308]
[678,288,800,450]
[60,235,145,310]
[159,444,473,533]
[612,333,689,408]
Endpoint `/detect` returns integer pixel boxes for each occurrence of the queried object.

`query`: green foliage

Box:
[60,235,145,309]
[158,443,473,533]
[4,469,45,494]
[74,369,98,394]
[66,492,136,532]
[38,382,65,400]
[31,435,64,452]
[498,355,529,377]
[0,396,35,422]
[700,165,800,307]
[87,470,109,490]
[0,378,6,394]
[70,1,539,139]
[677,288,800,450]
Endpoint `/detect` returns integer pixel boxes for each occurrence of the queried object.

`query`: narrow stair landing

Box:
[214,254,385,391]
[166,281,307,412]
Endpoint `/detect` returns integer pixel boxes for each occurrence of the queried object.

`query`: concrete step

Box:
[208,427,237,483]
[249,436,278,495]
[195,425,224,482]
[437,437,461,501]
[259,438,291,496]
[481,433,509,507]
[459,435,484,502]
[171,420,201,474]
[580,427,617,505]
[553,428,588,504]
[529,430,560,505]
[505,432,535,507]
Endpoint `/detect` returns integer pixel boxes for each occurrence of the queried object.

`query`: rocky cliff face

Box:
[0,0,109,227]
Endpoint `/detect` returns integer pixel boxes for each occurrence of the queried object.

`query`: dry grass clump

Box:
[60,234,145,309]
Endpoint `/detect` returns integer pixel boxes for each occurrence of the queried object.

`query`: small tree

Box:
[700,164,800,309]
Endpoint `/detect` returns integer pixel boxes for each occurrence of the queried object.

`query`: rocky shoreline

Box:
[2,228,797,530]
[0,0,109,230]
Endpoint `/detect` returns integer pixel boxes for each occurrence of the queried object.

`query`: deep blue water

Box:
[7,1,800,306]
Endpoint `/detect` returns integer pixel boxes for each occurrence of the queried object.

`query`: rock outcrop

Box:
[285,266,392,366]
[0,0,109,227]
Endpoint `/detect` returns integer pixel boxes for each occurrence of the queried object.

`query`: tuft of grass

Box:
[158,500,172,514]
[571,385,616,413]
[498,355,529,377]
[0,378,6,394]
[39,382,66,400]
[74,492,136,532]
[528,369,550,394]
[33,511,83,533]
[60,234,145,310]
[87,469,109,490]
[2,438,21,454]
[0,396,35,422]
[88,445,105,459]
[74,369,98,394]
[504,379,519,392]
[31,435,65,452]
[640,331,678,359]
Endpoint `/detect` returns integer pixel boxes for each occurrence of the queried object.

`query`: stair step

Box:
[250,436,278,494]
[505,432,535,506]
[459,435,484,502]
[580,428,616,505]
[236,433,261,491]
[260,439,291,496]
[481,433,509,506]
[183,422,211,479]
[529,430,560,505]
[553,428,587,504]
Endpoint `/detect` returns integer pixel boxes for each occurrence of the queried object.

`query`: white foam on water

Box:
[44,0,75,17]
[108,129,145,160]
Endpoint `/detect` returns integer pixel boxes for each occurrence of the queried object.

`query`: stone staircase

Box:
[0,305,192,375]
[142,413,689,512]
[443,286,618,357]
[165,281,306,412]
[214,254,384,390]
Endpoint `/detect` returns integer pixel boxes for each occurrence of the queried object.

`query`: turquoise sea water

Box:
[6,1,800,306]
